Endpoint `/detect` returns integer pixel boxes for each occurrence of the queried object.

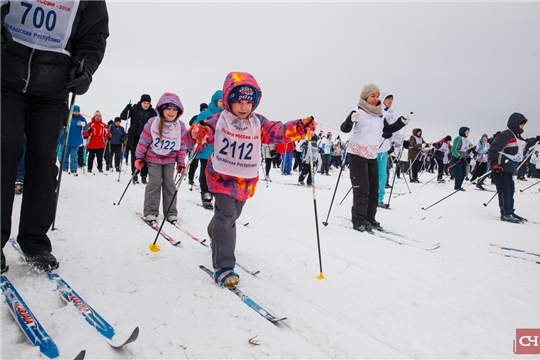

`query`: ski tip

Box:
[74,350,86,360]
[108,326,140,348]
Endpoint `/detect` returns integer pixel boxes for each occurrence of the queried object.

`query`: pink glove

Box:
[191,124,209,142]
[134,159,146,170]
[176,163,185,173]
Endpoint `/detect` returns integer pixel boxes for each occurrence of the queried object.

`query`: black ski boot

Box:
[369,220,384,231]
[500,214,521,224]
[24,251,59,272]
[510,212,527,223]
[353,223,373,234]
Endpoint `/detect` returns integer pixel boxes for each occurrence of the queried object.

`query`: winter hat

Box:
[155,92,184,121]
[311,134,319,142]
[227,85,256,105]
[73,105,80,112]
[360,83,380,100]
[445,135,452,141]
[200,103,208,112]
[140,94,151,103]
[93,110,102,118]
[379,88,394,102]
[481,133,488,139]
[114,117,121,123]
[459,126,470,137]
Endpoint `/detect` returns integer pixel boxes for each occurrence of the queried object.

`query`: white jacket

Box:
[347,108,385,160]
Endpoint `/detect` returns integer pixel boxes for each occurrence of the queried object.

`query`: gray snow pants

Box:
[144,162,177,218]
[208,193,246,269]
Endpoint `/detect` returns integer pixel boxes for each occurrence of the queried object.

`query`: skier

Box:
[450,127,472,191]
[488,113,540,223]
[185,71,316,287]
[297,134,319,186]
[1,0,109,273]
[340,83,410,233]
[470,134,490,190]
[83,111,110,173]
[59,105,87,176]
[108,117,127,172]
[121,94,157,184]
[135,93,188,225]
[408,128,425,183]
[432,135,452,183]
[187,102,209,186]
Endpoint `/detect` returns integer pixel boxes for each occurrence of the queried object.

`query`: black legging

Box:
[87,148,105,171]
[265,158,272,176]
[470,162,488,184]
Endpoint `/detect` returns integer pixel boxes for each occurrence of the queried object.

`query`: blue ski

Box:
[199,265,286,323]
[1,275,86,359]
[489,243,540,258]
[9,238,139,348]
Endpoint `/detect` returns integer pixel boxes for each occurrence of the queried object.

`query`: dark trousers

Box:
[410,159,422,179]
[492,171,515,215]
[349,154,378,227]
[130,142,148,177]
[208,193,246,269]
[451,158,467,189]
[470,162,488,183]
[320,153,330,174]
[298,163,314,185]
[198,158,209,194]
[188,157,199,182]
[87,148,105,171]
[78,146,86,167]
[108,144,123,169]
[293,150,302,170]
[435,158,444,179]
[1,86,67,253]
[264,158,272,176]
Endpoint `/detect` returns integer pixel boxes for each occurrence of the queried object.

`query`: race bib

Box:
[4,0,80,55]
[212,111,261,178]
[502,137,526,163]
[150,117,181,156]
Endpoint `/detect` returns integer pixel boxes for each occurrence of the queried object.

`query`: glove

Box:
[382,132,392,139]
[107,134,112,140]
[301,116,316,132]
[387,145,394,155]
[351,112,360,123]
[66,59,92,95]
[190,124,209,142]
[77,121,85,127]
[134,159,146,170]
[124,102,132,112]
[87,128,92,134]
[403,140,410,149]
[491,161,503,172]
[459,156,467,162]
[399,113,412,125]
[176,163,185,173]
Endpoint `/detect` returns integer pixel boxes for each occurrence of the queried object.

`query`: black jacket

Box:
[1,1,109,99]
[488,113,538,174]
[120,102,157,149]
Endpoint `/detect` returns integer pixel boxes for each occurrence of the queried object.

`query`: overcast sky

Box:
[77,1,540,143]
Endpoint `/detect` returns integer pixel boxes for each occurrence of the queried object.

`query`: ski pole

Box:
[385,153,404,208]
[51,93,77,231]
[149,143,200,252]
[520,179,540,192]
[421,189,460,211]
[113,169,139,205]
[306,131,325,280]
[338,186,352,205]
[117,142,124,182]
[483,192,498,207]
[322,147,348,226]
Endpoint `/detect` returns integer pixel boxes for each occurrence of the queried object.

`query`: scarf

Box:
[358,99,383,117]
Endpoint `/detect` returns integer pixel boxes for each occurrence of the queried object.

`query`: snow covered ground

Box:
[2,162,540,359]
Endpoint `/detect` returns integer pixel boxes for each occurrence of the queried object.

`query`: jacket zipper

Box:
[22,49,35,94]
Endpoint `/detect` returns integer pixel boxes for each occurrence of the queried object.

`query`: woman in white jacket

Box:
[340,84,409,233]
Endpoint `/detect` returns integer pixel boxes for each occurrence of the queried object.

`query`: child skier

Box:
[135,93,188,225]
[297,133,319,186]
[185,72,316,287]
[450,127,472,191]
[340,83,410,233]
[488,113,540,223]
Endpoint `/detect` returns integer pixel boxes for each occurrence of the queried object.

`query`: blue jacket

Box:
[109,124,127,145]
[60,114,88,147]
[193,90,222,160]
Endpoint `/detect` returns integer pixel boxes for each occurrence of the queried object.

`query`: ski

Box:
[337,216,440,248]
[199,265,285,323]
[489,251,540,265]
[170,223,260,275]
[136,212,181,246]
[338,223,440,251]
[1,275,65,359]
[489,244,540,258]
[9,239,139,348]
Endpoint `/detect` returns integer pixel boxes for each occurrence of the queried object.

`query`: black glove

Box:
[466,157,471,163]
[87,128,92,134]
[66,58,92,95]
[382,132,392,139]
[124,103,132,112]
[403,140,410,149]
[387,146,394,155]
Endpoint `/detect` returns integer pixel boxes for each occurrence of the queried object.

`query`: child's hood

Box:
[458,126,470,137]
[222,72,262,112]
[207,90,223,114]
[156,92,184,121]
[379,89,393,103]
